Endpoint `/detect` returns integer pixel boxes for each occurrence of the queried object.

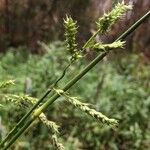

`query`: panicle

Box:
[64,15,81,60]
[54,89,118,127]
[93,41,125,52]
[96,2,132,34]
[0,80,15,89]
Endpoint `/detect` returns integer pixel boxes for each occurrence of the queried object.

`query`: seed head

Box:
[96,3,132,34]
[64,15,81,60]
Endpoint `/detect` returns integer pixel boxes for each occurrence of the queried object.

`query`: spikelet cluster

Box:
[64,15,81,60]
[93,41,125,52]
[39,113,64,150]
[51,134,64,150]
[2,93,64,150]
[39,113,59,134]
[54,89,118,127]
[96,2,132,34]
[3,94,36,108]
[0,80,15,89]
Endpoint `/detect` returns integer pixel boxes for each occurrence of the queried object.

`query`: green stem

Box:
[0,15,98,148]
[0,18,100,148]
[0,63,71,147]
[116,10,150,41]
[83,29,100,49]
[0,88,52,147]
[2,10,150,150]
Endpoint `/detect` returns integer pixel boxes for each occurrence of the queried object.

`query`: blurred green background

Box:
[0,0,150,150]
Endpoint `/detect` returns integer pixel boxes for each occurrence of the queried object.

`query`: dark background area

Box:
[0,0,150,56]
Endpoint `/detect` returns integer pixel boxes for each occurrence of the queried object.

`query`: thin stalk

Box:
[2,52,107,150]
[116,10,150,41]
[0,17,99,147]
[0,63,71,147]
[0,20,101,148]
[0,88,51,147]
[83,29,100,49]
[2,10,150,150]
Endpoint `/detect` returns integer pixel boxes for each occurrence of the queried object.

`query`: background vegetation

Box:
[0,0,150,150]
[0,42,149,149]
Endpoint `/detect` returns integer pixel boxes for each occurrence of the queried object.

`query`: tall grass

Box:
[0,2,150,150]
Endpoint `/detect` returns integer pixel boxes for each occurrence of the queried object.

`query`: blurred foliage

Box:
[0,0,150,55]
[0,42,149,149]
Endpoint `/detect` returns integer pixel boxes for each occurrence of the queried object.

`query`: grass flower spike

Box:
[1,3,150,149]
[3,94,35,108]
[93,41,125,52]
[54,89,118,127]
[64,15,81,60]
[1,92,64,150]
[97,2,132,34]
[66,96,118,127]
[0,80,15,89]
[39,113,59,134]
[83,2,131,49]
[51,134,64,150]
[39,113,64,150]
